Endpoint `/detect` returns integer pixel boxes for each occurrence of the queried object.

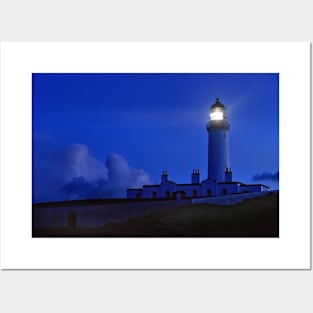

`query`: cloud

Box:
[33,141,151,202]
[252,171,279,182]
[106,153,150,187]
[57,144,109,182]
[59,176,97,199]
[59,153,151,200]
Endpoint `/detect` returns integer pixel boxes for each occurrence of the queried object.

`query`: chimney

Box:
[161,170,168,183]
[191,169,200,184]
[225,167,232,182]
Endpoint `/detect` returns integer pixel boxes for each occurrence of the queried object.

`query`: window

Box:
[152,191,157,199]
[210,110,223,120]
[166,191,170,198]
[192,190,198,197]
[222,189,227,195]
[207,189,212,197]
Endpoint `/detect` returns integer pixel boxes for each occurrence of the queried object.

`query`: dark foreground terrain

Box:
[33,193,278,237]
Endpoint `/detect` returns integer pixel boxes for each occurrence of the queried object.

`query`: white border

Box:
[0,42,310,269]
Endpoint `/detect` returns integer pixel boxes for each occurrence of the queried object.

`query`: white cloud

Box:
[33,141,151,202]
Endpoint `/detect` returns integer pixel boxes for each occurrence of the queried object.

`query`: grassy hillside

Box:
[33,192,278,237]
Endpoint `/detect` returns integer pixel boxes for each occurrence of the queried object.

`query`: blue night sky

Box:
[32,73,279,203]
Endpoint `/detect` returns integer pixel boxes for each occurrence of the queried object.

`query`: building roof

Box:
[201,178,217,183]
[164,180,176,184]
[240,183,270,188]
[132,182,269,190]
[218,181,242,185]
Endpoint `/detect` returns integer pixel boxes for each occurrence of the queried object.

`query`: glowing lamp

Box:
[210,110,224,121]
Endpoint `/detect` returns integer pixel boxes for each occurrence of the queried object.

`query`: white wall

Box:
[142,186,160,198]
[200,180,218,196]
[218,183,240,195]
[159,181,176,198]
[239,185,261,193]
[176,184,201,197]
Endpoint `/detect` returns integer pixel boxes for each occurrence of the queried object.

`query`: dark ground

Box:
[33,192,279,238]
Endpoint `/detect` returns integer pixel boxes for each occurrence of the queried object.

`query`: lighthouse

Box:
[127,96,270,200]
[207,98,230,182]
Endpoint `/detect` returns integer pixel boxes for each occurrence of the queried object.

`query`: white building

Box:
[127,98,269,200]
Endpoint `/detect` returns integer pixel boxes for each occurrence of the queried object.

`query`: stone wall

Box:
[192,191,274,206]
[33,199,191,229]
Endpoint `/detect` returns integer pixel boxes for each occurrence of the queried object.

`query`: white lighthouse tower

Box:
[207,98,230,182]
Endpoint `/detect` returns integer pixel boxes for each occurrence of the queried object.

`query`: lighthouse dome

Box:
[207,98,229,129]
[210,98,226,110]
